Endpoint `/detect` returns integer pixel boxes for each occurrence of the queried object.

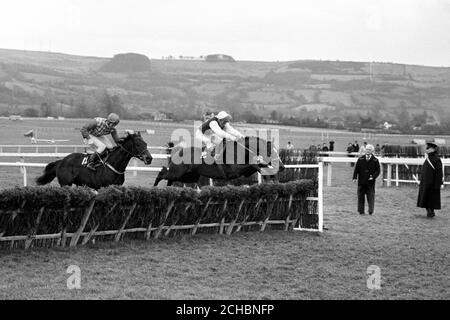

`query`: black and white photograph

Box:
[0,0,449,307]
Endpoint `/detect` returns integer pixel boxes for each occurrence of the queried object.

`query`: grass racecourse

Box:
[0,118,449,299]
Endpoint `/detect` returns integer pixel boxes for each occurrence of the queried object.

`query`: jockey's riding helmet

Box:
[217,111,232,121]
[107,113,120,125]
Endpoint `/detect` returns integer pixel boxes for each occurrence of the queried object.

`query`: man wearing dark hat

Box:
[417,141,443,218]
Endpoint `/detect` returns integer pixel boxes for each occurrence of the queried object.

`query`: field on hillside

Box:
[2,48,450,130]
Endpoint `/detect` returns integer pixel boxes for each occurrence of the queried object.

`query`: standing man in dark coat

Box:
[329,140,335,152]
[353,144,381,215]
[417,141,443,218]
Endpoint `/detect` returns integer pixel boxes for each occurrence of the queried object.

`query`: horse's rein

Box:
[235,141,255,154]
[117,141,146,159]
[104,141,146,175]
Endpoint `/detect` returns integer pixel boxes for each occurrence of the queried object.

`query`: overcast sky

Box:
[1,0,450,66]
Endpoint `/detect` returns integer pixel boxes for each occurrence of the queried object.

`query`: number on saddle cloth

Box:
[81,155,89,166]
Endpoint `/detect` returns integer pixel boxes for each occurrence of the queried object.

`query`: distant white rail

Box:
[318,156,450,187]
[0,153,170,159]
[0,145,168,153]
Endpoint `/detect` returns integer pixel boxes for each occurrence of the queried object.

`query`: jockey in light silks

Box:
[194,111,244,179]
[195,111,244,157]
[80,113,121,171]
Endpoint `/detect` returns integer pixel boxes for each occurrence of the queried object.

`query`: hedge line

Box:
[184,148,318,188]
[0,180,317,249]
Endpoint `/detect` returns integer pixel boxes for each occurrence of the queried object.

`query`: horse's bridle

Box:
[117,138,148,162]
[103,138,148,175]
[238,138,283,165]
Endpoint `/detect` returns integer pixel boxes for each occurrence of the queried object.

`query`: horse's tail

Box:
[36,160,60,185]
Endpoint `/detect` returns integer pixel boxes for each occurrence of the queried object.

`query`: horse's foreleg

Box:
[252,165,262,173]
[154,167,168,186]
[154,175,162,186]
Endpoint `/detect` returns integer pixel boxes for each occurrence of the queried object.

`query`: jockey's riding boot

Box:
[214,147,223,162]
[86,153,98,171]
[201,145,207,159]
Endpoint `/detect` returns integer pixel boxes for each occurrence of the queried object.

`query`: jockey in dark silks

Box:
[195,111,244,179]
[80,113,121,171]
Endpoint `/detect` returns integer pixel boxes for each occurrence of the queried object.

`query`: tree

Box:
[98,90,126,117]
[270,110,280,121]
[40,102,51,117]
[397,107,410,130]
[23,107,39,117]
[76,96,89,118]
[241,111,263,123]
[412,111,428,127]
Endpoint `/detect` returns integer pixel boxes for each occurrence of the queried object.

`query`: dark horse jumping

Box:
[154,136,284,186]
[36,133,153,189]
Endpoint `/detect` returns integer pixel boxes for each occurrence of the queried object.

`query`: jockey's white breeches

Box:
[88,135,115,153]
[195,129,215,149]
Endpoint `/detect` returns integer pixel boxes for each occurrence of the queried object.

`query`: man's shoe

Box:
[369,212,373,215]
[359,212,365,215]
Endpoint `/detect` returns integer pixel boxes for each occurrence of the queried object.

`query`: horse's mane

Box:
[110,133,142,152]
[118,133,141,144]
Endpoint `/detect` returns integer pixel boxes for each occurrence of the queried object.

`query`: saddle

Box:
[81,151,110,168]
[202,141,227,162]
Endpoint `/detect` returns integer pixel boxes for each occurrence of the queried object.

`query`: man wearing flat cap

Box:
[417,141,443,218]
[353,144,380,215]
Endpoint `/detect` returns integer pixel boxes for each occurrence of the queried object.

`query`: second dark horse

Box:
[154,136,284,186]
[36,133,153,189]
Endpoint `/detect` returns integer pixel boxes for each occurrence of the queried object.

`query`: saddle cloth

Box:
[81,152,109,168]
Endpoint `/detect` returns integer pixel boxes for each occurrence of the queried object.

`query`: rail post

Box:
[18,157,27,186]
[327,162,332,186]
[318,161,323,232]
[387,163,392,187]
[133,158,138,177]
[396,163,399,187]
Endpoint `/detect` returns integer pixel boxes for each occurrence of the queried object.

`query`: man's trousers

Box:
[357,184,375,214]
